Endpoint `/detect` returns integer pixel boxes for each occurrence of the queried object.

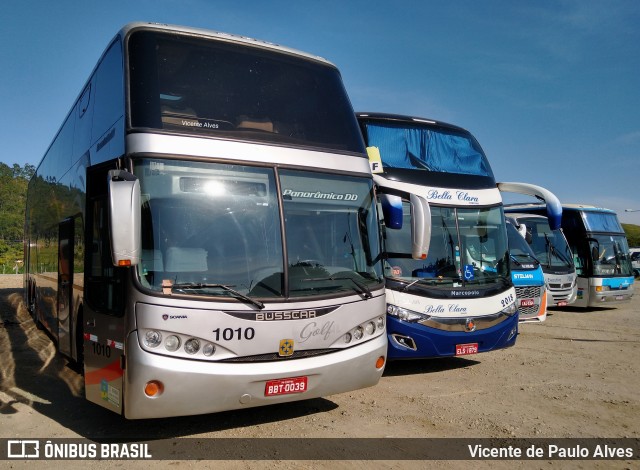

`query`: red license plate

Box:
[557,301,568,306]
[265,376,308,396]
[520,298,535,307]
[456,343,478,356]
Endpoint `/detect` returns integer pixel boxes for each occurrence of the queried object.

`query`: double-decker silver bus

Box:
[24,23,388,419]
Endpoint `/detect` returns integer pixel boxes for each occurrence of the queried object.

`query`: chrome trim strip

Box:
[417,311,513,332]
[126,133,370,174]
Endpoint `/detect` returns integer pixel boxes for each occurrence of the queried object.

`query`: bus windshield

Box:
[134,159,383,299]
[128,30,364,153]
[506,222,539,267]
[384,205,509,287]
[588,234,633,276]
[519,217,573,270]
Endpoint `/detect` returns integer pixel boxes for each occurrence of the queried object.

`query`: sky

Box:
[1,0,639,223]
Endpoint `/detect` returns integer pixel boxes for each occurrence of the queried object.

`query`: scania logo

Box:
[162,314,188,320]
[464,318,477,332]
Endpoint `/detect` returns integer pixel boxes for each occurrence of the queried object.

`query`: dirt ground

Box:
[0,274,638,469]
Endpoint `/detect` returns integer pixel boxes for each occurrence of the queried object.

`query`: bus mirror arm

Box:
[108,169,141,267]
[497,182,563,230]
[410,193,431,260]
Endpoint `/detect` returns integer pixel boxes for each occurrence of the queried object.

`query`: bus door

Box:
[57,218,74,357]
[83,166,126,414]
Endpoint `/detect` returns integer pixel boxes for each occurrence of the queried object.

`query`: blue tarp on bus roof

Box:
[364,122,494,177]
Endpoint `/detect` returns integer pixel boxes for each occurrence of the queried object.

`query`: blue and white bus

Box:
[506,204,633,307]
[357,113,519,359]
[506,219,547,322]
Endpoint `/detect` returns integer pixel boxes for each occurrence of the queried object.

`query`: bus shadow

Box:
[0,287,338,440]
[383,356,480,377]
[549,306,617,313]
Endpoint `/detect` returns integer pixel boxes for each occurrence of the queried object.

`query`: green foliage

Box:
[0,162,34,273]
[622,223,640,248]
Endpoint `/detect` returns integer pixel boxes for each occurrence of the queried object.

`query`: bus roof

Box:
[506,202,617,214]
[356,112,470,134]
[119,22,335,67]
[506,212,551,221]
[32,22,343,176]
[559,203,617,213]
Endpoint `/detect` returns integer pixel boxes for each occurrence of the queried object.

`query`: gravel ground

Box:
[0,274,638,469]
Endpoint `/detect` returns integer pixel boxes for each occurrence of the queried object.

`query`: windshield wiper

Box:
[170,282,265,309]
[402,276,458,290]
[304,276,372,299]
[545,234,572,265]
[402,278,423,291]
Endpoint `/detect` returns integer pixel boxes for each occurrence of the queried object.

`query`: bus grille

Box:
[515,285,542,317]
[549,283,573,290]
[548,283,574,303]
[515,285,542,299]
[220,348,336,363]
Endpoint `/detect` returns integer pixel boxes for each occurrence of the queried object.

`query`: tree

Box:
[0,162,33,273]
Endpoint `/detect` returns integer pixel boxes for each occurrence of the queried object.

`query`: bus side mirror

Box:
[108,169,141,267]
[517,223,533,244]
[410,193,431,260]
[379,194,403,229]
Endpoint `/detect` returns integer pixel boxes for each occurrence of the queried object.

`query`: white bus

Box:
[24,23,389,419]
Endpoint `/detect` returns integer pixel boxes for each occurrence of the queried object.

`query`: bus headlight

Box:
[343,316,384,345]
[501,302,518,316]
[140,329,221,360]
[353,326,364,340]
[184,338,201,354]
[364,321,376,335]
[202,343,216,357]
[144,330,162,348]
[387,304,426,322]
[164,335,181,352]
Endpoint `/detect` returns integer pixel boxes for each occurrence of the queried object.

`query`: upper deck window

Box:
[361,121,493,177]
[127,30,364,154]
